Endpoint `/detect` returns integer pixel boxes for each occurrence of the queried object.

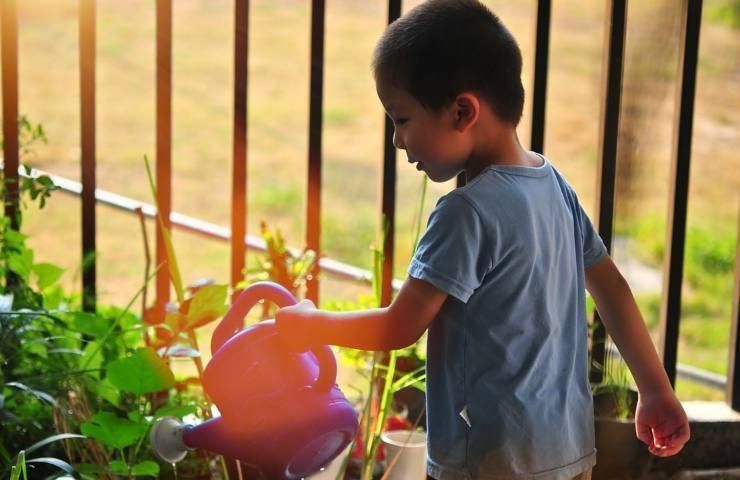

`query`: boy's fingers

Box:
[635,423,654,447]
[650,424,689,458]
[654,421,689,441]
[655,424,690,449]
[649,442,685,457]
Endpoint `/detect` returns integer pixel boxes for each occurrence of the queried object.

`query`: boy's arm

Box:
[586,255,690,457]
[275,276,448,351]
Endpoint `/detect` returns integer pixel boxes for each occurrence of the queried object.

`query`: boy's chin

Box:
[426,168,463,183]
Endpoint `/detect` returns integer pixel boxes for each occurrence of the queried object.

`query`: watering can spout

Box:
[150,416,255,464]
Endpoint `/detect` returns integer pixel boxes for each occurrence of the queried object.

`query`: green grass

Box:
[707,0,740,30]
[6,0,740,402]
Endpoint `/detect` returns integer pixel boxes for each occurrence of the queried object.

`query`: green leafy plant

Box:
[327,175,429,480]
[592,345,636,420]
[0,150,232,479]
[5,434,84,479]
[238,220,316,319]
[1,116,59,311]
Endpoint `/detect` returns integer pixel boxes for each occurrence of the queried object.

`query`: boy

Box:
[276,1,690,479]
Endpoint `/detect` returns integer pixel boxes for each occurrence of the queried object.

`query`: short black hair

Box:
[373,0,524,125]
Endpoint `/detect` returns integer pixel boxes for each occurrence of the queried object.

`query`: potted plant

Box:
[591,346,652,480]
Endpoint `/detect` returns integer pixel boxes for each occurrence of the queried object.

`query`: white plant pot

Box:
[380,430,427,480]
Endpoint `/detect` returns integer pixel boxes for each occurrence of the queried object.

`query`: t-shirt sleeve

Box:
[407,193,492,303]
[576,200,607,267]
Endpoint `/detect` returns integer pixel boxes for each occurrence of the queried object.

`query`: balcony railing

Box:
[1,0,738,412]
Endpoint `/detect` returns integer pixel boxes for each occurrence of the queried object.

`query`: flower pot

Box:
[593,417,652,480]
[380,430,427,480]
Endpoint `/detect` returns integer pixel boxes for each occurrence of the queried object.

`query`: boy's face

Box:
[376,79,472,183]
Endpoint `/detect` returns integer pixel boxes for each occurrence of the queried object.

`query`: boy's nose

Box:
[393,131,405,150]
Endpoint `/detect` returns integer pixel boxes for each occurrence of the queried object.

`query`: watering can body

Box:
[152,282,358,479]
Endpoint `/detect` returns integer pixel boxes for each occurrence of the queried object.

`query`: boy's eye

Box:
[394,118,408,126]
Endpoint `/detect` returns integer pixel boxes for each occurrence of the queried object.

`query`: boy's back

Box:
[410,157,605,479]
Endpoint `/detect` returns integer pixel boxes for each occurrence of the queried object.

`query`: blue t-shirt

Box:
[408,157,607,480]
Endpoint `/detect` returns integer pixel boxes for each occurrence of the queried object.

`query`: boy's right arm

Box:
[275,276,448,352]
[585,255,690,457]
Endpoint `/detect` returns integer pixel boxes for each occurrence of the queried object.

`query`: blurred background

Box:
[4,0,739,401]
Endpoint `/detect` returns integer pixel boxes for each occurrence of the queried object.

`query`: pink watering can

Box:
[150,282,358,479]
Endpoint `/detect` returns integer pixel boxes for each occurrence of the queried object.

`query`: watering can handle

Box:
[210,282,337,392]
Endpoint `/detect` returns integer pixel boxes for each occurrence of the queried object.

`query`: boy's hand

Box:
[275,299,317,353]
[635,389,690,457]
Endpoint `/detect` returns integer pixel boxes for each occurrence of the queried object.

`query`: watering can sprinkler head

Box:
[150,417,188,464]
[148,282,359,480]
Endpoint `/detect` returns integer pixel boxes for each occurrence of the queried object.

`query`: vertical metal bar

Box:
[1,0,19,234]
[306,0,325,304]
[658,0,702,388]
[80,0,97,312]
[380,0,402,308]
[589,0,627,384]
[231,0,249,297]
[729,212,740,411]
[156,0,172,306]
[530,0,551,154]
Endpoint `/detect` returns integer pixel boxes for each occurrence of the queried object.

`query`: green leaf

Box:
[42,285,64,310]
[127,410,145,423]
[131,461,159,476]
[76,463,107,475]
[106,347,175,395]
[36,175,54,188]
[91,377,120,407]
[5,382,57,406]
[154,404,198,419]
[80,341,103,378]
[23,341,47,359]
[109,459,129,474]
[185,284,227,329]
[16,434,85,458]
[144,155,184,303]
[26,457,76,475]
[68,312,111,337]
[8,249,33,281]
[4,229,27,248]
[32,262,65,290]
[10,450,26,480]
[80,412,146,449]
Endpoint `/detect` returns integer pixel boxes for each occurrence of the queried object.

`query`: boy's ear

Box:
[453,93,480,132]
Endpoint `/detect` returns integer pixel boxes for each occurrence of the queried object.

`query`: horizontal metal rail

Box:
[14,166,729,391]
[19,165,403,292]
[607,344,726,391]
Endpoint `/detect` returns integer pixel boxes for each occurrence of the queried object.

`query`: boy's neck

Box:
[464,129,540,182]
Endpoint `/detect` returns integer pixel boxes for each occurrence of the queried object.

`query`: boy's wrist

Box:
[635,377,675,400]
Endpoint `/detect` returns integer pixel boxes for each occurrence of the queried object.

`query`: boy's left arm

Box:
[276,276,447,351]
[586,255,690,457]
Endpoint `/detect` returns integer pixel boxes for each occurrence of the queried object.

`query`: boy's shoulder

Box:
[453,159,557,204]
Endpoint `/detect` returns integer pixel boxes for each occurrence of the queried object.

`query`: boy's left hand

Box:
[275,299,317,353]
[635,389,690,457]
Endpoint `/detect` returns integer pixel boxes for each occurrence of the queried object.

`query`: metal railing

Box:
[1,0,738,410]
[16,165,403,292]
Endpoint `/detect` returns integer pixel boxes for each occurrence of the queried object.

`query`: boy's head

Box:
[373,0,524,126]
